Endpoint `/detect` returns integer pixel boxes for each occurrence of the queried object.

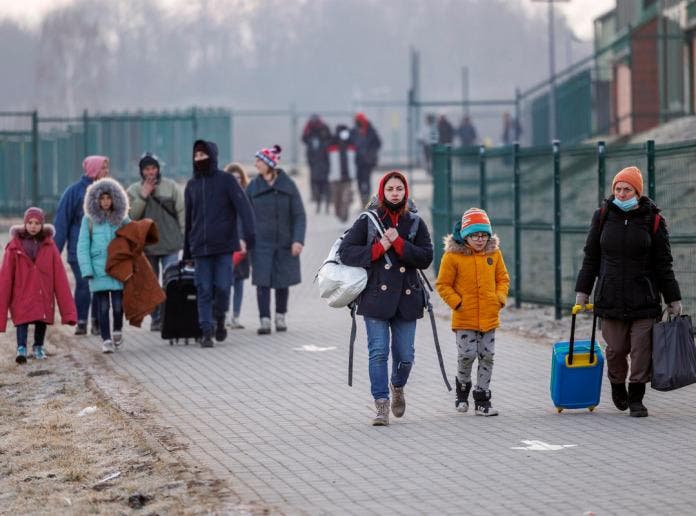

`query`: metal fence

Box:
[0,108,231,216]
[431,140,696,319]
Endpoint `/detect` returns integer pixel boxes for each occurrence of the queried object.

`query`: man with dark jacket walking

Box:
[127,153,185,331]
[301,114,332,214]
[184,140,256,348]
[351,112,382,207]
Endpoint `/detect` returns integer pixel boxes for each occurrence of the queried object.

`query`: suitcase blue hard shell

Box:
[550,304,604,412]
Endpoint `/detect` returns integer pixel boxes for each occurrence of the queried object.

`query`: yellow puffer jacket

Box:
[435,234,510,332]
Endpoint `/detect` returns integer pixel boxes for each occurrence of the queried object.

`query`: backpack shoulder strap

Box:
[652,213,662,235]
[597,205,609,235]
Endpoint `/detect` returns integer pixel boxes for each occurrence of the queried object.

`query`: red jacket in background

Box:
[0,224,77,331]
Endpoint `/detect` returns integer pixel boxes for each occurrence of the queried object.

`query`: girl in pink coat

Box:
[0,207,77,363]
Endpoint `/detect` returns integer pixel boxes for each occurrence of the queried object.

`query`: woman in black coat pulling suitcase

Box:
[339,171,433,426]
[575,166,681,418]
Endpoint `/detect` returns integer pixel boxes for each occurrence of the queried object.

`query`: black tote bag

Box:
[651,314,696,392]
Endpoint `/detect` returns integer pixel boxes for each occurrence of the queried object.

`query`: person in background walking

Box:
[77,178,130,354]
[126,153,185,332]
[575,166,681,418]
[418,113,439,175]
[437,114,454,145]
[501,112,521,146]
[54,155,108,336]
[351,113,382,207]
[327,124,356,223]
[458,115,477,147]
[435,208,509,416]
[223,162,252,329]
[183,140,256,348]
[301,114,332,214]
[338,171,433,426]
[0,207,77,363]
[247,145,306,335]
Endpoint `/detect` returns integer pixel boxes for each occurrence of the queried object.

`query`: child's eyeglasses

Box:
[468,233,490,240]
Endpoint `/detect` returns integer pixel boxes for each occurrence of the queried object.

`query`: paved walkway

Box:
[59,174,696,514]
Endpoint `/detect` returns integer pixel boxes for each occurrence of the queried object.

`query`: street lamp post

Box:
[532,0,570,142]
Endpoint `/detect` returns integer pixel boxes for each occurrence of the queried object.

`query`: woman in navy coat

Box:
[339,171,433,426]
[247,145,307,335]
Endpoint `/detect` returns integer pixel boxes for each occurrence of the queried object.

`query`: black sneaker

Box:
[75,322,87,336]
[90,319,100,336]
[200,333,214,348]
[150,320,162,332]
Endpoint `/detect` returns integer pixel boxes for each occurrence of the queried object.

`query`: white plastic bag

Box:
[315,236,367,308]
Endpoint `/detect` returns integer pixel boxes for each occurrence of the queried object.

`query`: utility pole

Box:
[532,0,570,142]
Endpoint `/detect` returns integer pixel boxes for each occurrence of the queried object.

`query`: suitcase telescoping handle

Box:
[568,303,598,366]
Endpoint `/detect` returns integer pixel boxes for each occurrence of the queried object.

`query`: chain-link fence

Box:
[431,140,696,319]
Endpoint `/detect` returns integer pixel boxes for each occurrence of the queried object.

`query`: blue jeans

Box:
[256,287,289,318]
[69,260,98,323]
[147,252,179,323]
[16,322,47,348]
[194,254,232,334]
[364,316,417,400]
[94,290,123,341]
[230,275,245,317]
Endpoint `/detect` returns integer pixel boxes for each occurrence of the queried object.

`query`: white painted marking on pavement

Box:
[511,440,578,451]
[294,345,337,352]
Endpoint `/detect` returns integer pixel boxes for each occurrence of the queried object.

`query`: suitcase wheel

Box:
[556,407,563,413]
[185,338,189,345]
[588,406,595,412]
[169,340,174,346]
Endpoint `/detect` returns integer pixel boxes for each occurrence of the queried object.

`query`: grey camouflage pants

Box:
[455,329,495,390]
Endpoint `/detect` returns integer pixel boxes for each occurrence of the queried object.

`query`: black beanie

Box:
[139,154,160,173]
[194,141,208,155]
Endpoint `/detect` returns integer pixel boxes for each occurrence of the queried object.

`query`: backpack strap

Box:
[362,210,392,266]
[652,213,662,235]
[407,213,421,242]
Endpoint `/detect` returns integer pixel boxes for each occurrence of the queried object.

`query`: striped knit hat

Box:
[460,208,492,239]
[255,144,281,169]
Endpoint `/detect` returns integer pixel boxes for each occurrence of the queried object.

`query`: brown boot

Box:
[372,398,390,426]
[390,384,405,418]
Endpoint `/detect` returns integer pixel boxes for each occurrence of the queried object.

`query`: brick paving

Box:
[6,173,696,514]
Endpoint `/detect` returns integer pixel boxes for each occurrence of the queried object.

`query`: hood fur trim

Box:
[84,178,129,225]
[9,224,55,240]
[443,233,500,255]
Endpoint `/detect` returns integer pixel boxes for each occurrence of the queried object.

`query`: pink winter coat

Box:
[0,224,77,332]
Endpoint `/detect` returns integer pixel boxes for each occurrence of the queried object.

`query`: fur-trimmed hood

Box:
[9,224,55,240]
[84,177,129,225]
[443,232,500,255]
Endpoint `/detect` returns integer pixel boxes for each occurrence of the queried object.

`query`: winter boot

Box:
[628,383,648,417]
[372,398,390,426]
[258,317,272,335]
[15,345,27,364]
[390,384,406,418]
[455,378,472,413]
[275,313,287,332]
[112,331,123,349]
[200,331,214,348]
[473,388,499,416]
[32,345,46,360]
[75,321,87,335]
[611,382,629,411]
[215,318,227,342]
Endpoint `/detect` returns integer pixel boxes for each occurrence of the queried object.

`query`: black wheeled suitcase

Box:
[161,262,201,345]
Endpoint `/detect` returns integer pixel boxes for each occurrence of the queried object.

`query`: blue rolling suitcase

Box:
[550,304,604,413]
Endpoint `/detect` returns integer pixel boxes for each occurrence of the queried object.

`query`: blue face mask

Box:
[612,196,638,212]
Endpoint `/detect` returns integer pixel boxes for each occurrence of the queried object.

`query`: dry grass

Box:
[0,324,268,515]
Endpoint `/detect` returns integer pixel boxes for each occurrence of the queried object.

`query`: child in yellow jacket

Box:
[435,208,509,416]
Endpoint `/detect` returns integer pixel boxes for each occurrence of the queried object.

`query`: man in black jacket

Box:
[184,140,256,347]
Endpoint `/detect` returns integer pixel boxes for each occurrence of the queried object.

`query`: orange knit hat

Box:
[612,166,643,197]
[460,207,492,238]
